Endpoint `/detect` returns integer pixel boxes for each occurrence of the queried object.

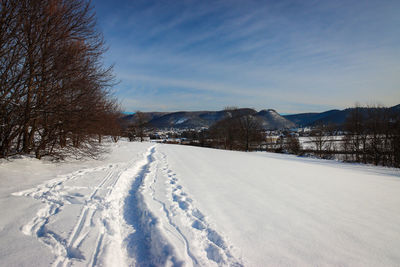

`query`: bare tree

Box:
[308,123,332,158]
[284,135,301,155]
[365,105,384,165]
[209,107,240,150]
[0,1,26,157]
[343,106,368,163]
[238,114,263,151]
[392,112,400,168]
[127,111,149,142]
[0,0,119,159]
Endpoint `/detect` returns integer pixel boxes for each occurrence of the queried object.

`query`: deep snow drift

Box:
[1,141,399,266]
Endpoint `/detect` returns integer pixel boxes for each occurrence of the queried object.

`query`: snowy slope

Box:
[1,142,400,266]
[255,109,295,129]
[158,145,400,266]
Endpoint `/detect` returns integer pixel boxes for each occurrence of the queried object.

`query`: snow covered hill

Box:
[1,141,400,266]
[123,108,294,130]
[255,109,295,129]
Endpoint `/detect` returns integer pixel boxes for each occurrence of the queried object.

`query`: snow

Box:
[1,141,400,266]
[175,118,188,125]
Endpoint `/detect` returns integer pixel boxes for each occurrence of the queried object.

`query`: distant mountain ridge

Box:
[283,104,400,127]
[123,108,294,130]
[123,104,400,130]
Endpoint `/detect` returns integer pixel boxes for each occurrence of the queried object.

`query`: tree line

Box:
[136,105,400,168]
[264,106,400,168]
[263,106,400,168]
[342,106,400,167]
[0,0,121,159]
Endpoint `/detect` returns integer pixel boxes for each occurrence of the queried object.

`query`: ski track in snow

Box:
[12,144,242,266]
[12,161,127,267]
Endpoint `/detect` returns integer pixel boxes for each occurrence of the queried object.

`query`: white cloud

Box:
[97,0,400,113]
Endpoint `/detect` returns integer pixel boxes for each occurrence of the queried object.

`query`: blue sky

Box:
[94,0,400,113]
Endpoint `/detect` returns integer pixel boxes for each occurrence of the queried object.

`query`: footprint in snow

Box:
[191,220,206,230]
[163,165,243,266]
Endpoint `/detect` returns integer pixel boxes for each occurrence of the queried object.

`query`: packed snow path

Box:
[4,143,242,266]
[1,141,400,266]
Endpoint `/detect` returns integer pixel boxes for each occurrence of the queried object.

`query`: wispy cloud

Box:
[94,0,400,113]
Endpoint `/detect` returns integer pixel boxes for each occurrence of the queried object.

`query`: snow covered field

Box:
[1,141,400,266]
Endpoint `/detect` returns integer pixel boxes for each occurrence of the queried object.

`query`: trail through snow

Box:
[8,143,242,266]
[11,147,152,266]
[2,141,400,266]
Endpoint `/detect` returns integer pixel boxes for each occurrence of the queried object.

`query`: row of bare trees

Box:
[293,105,400,167]
[343,106,400,167]
[0,0,121,159]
